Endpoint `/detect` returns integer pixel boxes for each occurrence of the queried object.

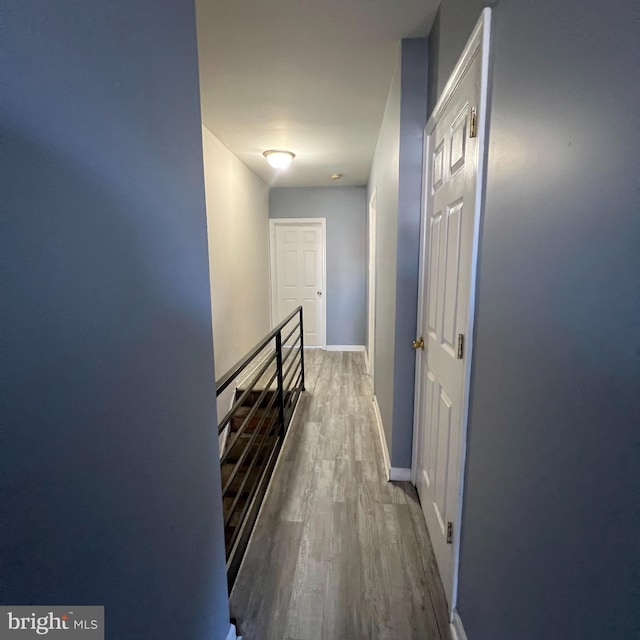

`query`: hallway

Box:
[230,350,450,640]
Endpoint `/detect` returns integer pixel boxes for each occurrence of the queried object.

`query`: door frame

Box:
[269,218,327,348]
[411,8,492,618]
[367,189,377,378]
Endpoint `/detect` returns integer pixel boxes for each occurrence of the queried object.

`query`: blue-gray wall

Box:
[430,1,640,638]
[368,39,428,468]
[391,39,429,468]
[1,3,230,639]
[270,187,366,346]
[367,48,400,449]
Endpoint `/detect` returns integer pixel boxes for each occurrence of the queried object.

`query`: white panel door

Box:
[414,18,489,612]
[270,219,325,347]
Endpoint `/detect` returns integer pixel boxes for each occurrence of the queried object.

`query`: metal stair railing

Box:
[216,305,305,590]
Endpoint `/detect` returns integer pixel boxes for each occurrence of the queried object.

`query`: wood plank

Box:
[279,421,321,523]
[229,350,448,640]
[402,482,453,640]
[322,500,364,640]
[230,520,303,640]
[285,458,335,640]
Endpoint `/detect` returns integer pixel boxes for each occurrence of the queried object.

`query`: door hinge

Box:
[447,521,454,544]
[457,334,464,360]
[469,107,477,138]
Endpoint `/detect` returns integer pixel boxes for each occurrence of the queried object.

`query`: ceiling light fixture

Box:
[263,149,295,170]
[330,172,343,180]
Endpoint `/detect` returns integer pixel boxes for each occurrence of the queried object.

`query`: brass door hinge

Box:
[469,107,477,138]
[457,334,464,360]
[447,521,454,544]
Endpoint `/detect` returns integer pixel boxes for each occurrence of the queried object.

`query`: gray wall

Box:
[368,49,401,446]
[202,126,271,377]
[368,39,428,467]
[1,3,230,639]
[270,187,366,346]
[391,39,429,467]
[430,1,640,638]
[202,126,271,424]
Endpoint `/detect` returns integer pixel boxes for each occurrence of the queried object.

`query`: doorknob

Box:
[317,291,322,296]
[412,337,424,350]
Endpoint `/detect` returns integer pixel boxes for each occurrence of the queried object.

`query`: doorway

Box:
[270,218,326,348]
[413,9,492,618]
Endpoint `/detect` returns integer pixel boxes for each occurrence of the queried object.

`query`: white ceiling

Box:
[195,0,438,187]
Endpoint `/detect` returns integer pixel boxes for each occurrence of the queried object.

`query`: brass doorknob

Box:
[412,337,424,350]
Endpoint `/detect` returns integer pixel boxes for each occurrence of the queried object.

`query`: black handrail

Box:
[216,305,305,591]
[217,353,277,435]
[216,305,305,395]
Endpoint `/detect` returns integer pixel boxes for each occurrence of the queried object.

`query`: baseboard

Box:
[226,622,241,640]
[450,610,468,640]
[218,382,238,458]
[325,344,365,352]
[363,348,370,373]
[372,395,391,481]
[389,467,411,482]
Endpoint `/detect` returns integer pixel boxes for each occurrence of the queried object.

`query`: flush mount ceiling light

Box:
[263,149,295,170]
[330,172,343,180]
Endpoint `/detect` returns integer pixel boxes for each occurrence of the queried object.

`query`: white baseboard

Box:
[389,467,411,481]
[325,344,365,352]
[372,395,391,481]
[237,348,273,387]
[218,382,238,458]
[450,610,468,640]
[372,396,410,482]
[226,622,241,640]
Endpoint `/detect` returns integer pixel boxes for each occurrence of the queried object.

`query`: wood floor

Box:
[230,350,451,640]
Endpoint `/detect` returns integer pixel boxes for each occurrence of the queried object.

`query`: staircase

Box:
[215,306,306,591]
[221,387,279,552]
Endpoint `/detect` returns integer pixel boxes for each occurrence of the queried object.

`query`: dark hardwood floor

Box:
[230,350,451,640]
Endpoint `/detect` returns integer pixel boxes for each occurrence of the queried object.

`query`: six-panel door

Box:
[271,221,325,347]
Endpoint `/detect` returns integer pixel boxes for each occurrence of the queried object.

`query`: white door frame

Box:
[269,218,327,348]
[411,8,492,618]
[367,189,377,378]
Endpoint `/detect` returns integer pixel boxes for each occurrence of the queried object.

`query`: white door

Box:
[270,219,326,347]
[414,10,491,613]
